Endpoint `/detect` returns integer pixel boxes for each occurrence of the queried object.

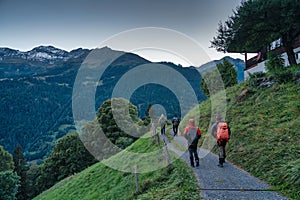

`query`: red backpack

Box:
[216,122,229,141]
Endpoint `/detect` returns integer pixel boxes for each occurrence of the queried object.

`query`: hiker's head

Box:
[189,119,195,126]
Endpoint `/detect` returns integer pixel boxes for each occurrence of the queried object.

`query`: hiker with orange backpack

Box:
[184,119,201,167]
[211,115,231,167]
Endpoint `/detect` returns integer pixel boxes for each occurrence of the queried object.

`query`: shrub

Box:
[265,53,285,73]
[248,71,267,89]
[272,70,294,84]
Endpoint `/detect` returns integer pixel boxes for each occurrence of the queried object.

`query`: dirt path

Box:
[160,132,288,200]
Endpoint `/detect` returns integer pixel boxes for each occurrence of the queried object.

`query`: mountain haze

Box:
[0,46,244,162]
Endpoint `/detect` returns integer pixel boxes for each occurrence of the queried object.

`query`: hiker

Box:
[172,115,180,136]
[183,119,201,167]
[211,115,231,167]
[158,114,167,135]
[151,122,156,138]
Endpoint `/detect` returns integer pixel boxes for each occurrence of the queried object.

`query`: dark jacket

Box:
[172,117,180,126]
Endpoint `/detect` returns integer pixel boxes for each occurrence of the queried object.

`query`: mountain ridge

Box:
[0,45,245,79]
[0,45,244,162]
[0,45,89,61]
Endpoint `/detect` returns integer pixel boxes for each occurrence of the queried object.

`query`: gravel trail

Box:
[160,133,288,200]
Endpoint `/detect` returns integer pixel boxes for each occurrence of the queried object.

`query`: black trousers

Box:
[160,125,165,135]
[217,140,227,164]
[173,125,178,135]
[188,146,199,165]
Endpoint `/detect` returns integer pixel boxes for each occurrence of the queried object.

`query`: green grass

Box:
[183,81,300,199]
[34,76,300,200]
[34,132,201,200]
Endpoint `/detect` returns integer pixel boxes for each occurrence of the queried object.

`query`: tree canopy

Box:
[211,0,300,65]
[97,98,144,149]
[0,145,20,200]
[0,145,14,172]
[201,59,237,97]
[36,133,97,192]
[0,171,20,200]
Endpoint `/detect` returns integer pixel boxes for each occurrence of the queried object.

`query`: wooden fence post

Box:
[134,165,139,193]
[157,132,160,147]
[163,140,171,165]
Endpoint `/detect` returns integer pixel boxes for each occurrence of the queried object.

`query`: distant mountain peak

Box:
[31,45,67,53]
[0,45,91,63]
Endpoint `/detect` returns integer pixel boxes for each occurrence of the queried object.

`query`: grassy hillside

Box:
[181,80,300,199]
[34,69,299,200]
[34,135,201,200]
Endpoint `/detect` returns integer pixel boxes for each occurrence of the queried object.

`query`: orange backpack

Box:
[217,122,229,141]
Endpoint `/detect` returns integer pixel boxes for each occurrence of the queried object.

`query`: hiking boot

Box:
[190,158,194,168]
[218,158,224,167]
[196,162,199,167]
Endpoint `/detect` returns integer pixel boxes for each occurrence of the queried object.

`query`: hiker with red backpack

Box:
[184,119,201,167]
[211,115,231,167]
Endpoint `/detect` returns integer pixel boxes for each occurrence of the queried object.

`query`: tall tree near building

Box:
[211,0,300,65]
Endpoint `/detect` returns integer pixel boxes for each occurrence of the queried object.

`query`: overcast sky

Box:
[0,0,246,66]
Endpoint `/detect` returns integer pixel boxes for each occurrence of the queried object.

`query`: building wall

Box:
[244,61,267,79]
[244,46,300,79]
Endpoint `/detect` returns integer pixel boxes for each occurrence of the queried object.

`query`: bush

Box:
[272,70,294,84]
[265,53,285,73]
[248,71,268,89]
[271,64,300,84]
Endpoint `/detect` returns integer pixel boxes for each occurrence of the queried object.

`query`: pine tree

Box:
[13,144,29,200]
[201,59,237,97]
[217,59,238,88]
[211,0,300,66]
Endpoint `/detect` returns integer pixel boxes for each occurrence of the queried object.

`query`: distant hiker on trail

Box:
[158,114,167,135]
[211,115,231,167]
[184,119,201,167]
[172,115,180,136]
[151,122,156,138]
